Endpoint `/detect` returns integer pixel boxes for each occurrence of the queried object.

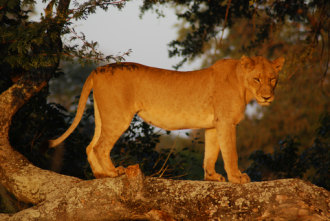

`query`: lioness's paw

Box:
[240,173,251,183]
[228,173,250,184]
[204,172,226,182]
[94,167,126,178]
[116,166,126,176]
[94,171,118,178]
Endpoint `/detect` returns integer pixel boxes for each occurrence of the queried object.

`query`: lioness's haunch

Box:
[50,56,284,184]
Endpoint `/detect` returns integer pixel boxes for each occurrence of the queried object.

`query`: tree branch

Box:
[218,0,232,49]
[56,0,71,19]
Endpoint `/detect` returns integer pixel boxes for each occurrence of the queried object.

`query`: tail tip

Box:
[48,139,57,148]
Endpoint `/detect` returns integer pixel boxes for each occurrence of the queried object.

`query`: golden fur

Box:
[50,55,284,184]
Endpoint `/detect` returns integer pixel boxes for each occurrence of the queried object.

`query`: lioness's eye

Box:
[254,78,260,83]
[271,78,277,84]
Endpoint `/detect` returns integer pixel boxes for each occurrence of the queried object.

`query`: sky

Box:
[35,0,201,71]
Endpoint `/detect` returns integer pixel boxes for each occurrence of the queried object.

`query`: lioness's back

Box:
[92,62,214,108]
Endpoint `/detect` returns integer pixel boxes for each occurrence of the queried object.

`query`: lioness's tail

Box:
[49,74,94,147]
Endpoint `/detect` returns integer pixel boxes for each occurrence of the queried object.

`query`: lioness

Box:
[50,55,284,184]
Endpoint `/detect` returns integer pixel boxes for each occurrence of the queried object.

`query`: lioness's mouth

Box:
[260,102,271,106]
[256,99,272,106]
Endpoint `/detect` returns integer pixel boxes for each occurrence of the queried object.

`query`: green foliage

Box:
[167,145,205,180]
[61,0,132,65]
[0,0,62,77]
[71,0,126,20]
[63,28,132,65]
[246,113,329,190]
[246,137,305,181]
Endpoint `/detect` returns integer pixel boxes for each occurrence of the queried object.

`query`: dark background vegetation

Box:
[1,0,329,213]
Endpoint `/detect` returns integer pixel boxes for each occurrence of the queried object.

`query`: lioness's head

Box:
[239,56,285,106]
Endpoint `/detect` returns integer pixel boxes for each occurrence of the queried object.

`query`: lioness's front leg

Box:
[203,128,225,182]
[216,122,250,184]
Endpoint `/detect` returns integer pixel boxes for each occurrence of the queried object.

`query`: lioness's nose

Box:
[262,96,271,101]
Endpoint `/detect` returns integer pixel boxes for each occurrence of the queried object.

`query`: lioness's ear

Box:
[240,55,255,70]
[272,57,285,72]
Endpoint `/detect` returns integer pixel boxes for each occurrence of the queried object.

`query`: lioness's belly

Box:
[137,109,214,131]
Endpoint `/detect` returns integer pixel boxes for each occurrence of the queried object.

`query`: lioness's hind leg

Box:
[92,135,119,178]
[86,96,104,176]
[92,113,134,178]
[204,128,226,182]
